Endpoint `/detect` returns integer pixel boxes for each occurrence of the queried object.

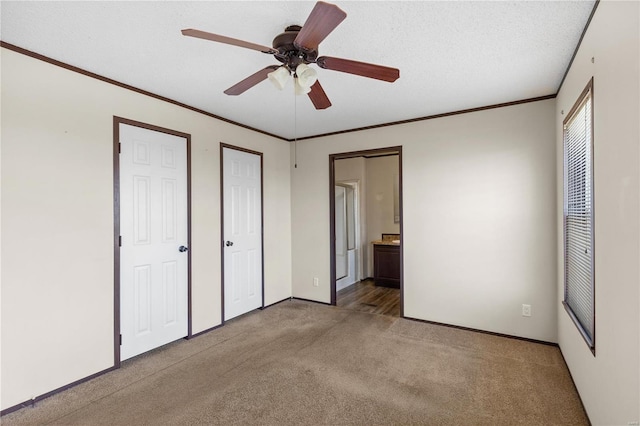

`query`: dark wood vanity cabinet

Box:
[373,244,400,288]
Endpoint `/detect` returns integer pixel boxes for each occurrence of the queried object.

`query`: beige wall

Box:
[291,99,558,344]
[365,156,400,277]
[0,48,292,410]
[555,1,640,423]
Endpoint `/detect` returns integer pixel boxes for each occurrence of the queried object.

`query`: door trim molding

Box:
[329,146,404,315]
[113,116,192,367]
[219,143,265,324]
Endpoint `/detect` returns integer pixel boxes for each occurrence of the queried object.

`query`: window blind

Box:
[563,85,594,349]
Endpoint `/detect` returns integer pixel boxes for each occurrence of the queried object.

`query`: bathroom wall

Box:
[365,155,400,277]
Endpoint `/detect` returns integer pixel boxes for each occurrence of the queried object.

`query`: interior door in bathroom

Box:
[335,185,348,280]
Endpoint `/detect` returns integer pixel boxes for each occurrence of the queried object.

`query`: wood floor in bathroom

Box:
[336,278,400,317]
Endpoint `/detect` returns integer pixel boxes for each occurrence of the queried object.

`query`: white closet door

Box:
[223,147,262,321]
[120,124,188,361]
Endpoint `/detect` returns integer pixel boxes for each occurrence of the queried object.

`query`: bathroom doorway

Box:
[329,146,403,317]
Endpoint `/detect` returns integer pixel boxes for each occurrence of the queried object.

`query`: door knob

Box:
[179,245,188,252]
[225,241,234,247]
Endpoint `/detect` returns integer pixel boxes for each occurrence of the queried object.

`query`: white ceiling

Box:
[1,1,595,140]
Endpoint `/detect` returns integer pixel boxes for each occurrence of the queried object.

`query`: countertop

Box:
[372,240,400,246]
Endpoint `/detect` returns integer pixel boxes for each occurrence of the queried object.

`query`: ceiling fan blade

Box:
[224,66,280,96]
[316,56,399,82]
[294,2,347,52]
[307,80,332,110]
[181,29,276,54]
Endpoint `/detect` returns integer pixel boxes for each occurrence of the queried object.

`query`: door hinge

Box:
[119,236,122,246]
[119,334,122,346]
[118,143,121,154]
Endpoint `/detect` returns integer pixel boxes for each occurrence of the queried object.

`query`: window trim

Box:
[562,78,595,355]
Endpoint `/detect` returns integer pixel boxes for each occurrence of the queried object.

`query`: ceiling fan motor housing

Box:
[272,25,318,70]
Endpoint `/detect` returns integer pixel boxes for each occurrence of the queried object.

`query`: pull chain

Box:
[294,81,298,168]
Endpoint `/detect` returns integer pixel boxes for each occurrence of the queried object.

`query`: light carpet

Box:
[2,300,588,425]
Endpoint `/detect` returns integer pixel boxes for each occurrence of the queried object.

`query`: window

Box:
[563,79,595,353]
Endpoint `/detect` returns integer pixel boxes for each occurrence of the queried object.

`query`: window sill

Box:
[562,301,595,356]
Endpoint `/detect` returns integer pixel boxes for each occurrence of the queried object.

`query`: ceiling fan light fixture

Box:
[294,78,312,95]
[295,63,318,88]
[267,66,291,90]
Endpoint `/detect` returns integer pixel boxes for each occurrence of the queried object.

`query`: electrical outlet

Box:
[313,277,319,287]
[522,304,531,317]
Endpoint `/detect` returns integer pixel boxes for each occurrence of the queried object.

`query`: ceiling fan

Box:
[181,1,400,110]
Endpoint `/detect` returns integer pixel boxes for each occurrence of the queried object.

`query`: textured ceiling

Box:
[1,1,595,140]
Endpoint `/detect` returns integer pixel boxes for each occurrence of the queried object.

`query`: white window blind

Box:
[563,82,594,350]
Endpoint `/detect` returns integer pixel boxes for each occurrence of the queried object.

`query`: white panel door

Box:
[223,147,262,321]
[335,185,348,280]
[120,124,188,361]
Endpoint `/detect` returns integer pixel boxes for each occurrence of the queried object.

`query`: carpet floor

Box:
[2,300,588,425]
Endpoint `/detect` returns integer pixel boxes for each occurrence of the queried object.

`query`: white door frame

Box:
[113,116,192,367]
[220,143,265,323]
[335,184,348,280]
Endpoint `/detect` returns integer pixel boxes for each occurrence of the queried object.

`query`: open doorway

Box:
[329,147,403,317]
